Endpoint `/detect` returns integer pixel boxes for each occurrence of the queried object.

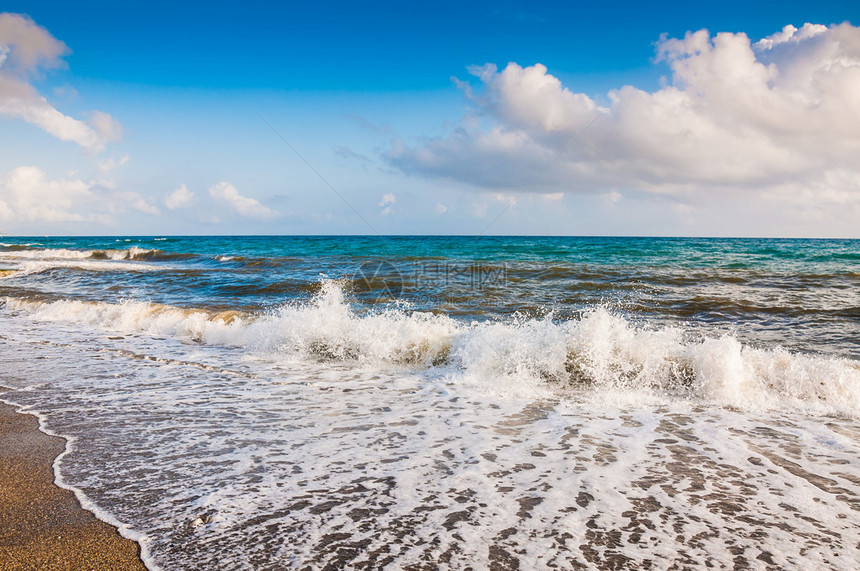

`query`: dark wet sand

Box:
[0,402,146,571]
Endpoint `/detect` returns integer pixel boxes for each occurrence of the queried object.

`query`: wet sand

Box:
[0,402,146,571]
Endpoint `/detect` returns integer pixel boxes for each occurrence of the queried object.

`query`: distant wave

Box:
[0,245,193,261]
[4,280,858,416]
[0,245,149,260]
[0,245,284,271]
[0,246,192,278]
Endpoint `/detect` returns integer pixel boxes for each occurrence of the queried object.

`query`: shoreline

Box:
[0,401,147,571]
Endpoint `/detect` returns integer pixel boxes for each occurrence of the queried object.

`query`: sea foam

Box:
[0,245,156,260]
[0,246,169,278]
[3,280,859,415]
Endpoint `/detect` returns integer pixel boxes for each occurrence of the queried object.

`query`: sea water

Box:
[1,236,858,569]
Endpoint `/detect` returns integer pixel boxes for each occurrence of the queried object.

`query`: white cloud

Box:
[434,202,448,214]
[88,110,123,143]
[389,23,860,211]
[756,23,828,50]
[378,192,396,216]
[0,13,66,71]
[116,190,160,216]
[0,165,92,222]
[208,182,279,220]
[165,184,194,209]
[0,165,160,226]
[0,13,121,151]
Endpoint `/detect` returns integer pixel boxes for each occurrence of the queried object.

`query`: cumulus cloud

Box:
[0,13,121,151]
[389,23,860,207]
[165,184,194,209]
[0,165,159,225]
[755,23,828,50]
[208,182,279,220]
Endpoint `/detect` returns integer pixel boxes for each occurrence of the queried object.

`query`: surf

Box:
[3,279,858,416]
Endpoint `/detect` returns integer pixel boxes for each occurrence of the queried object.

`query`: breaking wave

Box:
[1,245,150,259]
[0,246,180,278]
[3,280,859,415]
[0,245,194,262]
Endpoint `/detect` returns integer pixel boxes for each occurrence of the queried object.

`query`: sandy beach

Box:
[0,402,146,571]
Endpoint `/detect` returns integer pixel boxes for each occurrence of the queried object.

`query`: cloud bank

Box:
[0,172,285,232]
[0,12,121,151]
[389,23,860,208]
[0,166,158,225]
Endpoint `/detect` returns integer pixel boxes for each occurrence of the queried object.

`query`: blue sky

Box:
[1,1,859,236]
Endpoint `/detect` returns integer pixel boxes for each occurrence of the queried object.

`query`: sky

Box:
[1,0,859,237]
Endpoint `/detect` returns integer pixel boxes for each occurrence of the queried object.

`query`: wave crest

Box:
[3,280,859,415]
[0,246,174,277]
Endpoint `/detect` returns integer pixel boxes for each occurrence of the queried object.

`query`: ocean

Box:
[1,235,858,569]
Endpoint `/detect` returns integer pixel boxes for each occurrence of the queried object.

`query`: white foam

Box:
[0,245,156,261]
[3,280,859,415]
[0,246,164,276]
[2,307,859,570]
[0,247,94,260]
[3,297,249,341]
